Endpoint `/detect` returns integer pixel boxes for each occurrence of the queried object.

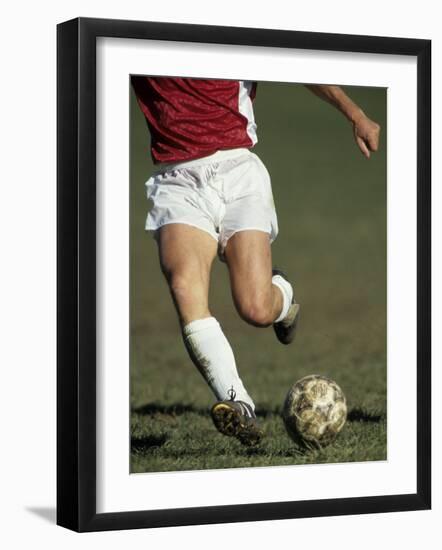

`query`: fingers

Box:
[367,130,380,152]
[354,119,380,158]
[356,135,370,159]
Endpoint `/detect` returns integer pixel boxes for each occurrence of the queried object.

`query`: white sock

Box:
[272,274,293,323]
[183,317,255,409]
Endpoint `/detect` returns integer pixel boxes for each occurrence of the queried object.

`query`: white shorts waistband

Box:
[154,148,252,173]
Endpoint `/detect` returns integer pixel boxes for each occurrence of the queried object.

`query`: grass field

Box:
[129,81,387,473]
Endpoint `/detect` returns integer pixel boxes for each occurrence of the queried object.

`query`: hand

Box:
[352,111,381,159]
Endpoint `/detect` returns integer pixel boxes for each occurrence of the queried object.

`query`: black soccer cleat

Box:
[211,388,263,446]
[272,268,300,345]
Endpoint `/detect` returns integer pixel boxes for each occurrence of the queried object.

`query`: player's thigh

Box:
[224,229,273,316]
[157,223,218,298]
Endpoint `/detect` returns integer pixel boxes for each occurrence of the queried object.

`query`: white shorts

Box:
[144,148,279,256]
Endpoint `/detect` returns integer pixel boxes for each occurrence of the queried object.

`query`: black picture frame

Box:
[57,17,431,532]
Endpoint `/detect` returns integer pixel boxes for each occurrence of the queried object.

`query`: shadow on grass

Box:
[347,408,385,423]
[131,434,168,453]
[132,403,385,426]
[133,402,208,416]
[132,402,280,417]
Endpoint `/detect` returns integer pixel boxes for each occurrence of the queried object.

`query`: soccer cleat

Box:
[272,268,300,345]
[211,388,263,446]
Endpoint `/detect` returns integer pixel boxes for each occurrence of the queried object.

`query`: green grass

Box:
[129,81,387,473]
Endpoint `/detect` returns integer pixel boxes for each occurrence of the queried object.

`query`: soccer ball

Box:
[282,375,347,448]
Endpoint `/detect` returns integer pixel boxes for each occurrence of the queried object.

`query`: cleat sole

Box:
[211,402,263,446]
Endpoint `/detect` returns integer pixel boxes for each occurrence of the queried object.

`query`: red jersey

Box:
[131,77,258,164]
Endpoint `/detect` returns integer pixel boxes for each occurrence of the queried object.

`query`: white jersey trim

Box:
[238,81,258,146]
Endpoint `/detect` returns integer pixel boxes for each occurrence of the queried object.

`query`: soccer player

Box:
[131,77,380,446]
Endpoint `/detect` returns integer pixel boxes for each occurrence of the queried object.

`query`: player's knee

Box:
[238,296,273,328]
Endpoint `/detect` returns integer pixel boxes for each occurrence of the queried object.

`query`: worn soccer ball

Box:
[282,375,347,448]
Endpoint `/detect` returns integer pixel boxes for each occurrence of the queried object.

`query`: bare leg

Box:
[157,224,217,326]
[157,223,254,407]
[224,230,283,327]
